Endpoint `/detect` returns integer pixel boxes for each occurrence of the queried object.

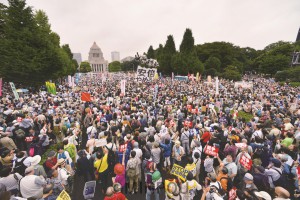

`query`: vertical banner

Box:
[216,77,219,94]
[9,82,19,100]
[120,80,126,96]
[172,72,174,81]
[0,78,2,97]
[68,75,72,87]
[71,76,75,88]
[196,72,199,82]
[207,75,211,83]
[45,82,57,95]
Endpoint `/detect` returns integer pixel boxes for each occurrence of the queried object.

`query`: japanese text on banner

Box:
[170,164,189,181]
[204,145,219,157]
[135,66,157,82]
[239,154,252,170]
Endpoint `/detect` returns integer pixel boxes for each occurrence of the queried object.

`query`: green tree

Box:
[222,65,241,81]
[0,1,76,86]
[79,61,91,73]
[180,28,194,54]
[259,54,290,75]
[158,35,176,74]
[147,45,155,59]
[204,56,221,72]
[108,61,121,72]
[121,60,139,71]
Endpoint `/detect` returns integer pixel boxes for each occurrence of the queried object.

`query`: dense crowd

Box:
[0,73,299,200]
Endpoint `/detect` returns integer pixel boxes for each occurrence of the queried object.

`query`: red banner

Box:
[229,188,237,200]
[239,154,252,170]
[81,92,91,102]
[204,145,219,157]
[184,121,193,128]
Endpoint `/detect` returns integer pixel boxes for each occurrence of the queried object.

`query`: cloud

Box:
[4,0,300,61]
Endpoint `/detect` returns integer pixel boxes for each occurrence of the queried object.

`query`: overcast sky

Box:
[3,0,300,61]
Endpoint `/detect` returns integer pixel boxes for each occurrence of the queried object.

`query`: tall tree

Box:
[79,61,91,73]
[204,56,221,71]
[108,61,121,72]
[180,28,194,54]
[164,35,176,54]
[158,35,177,74]
[147,45,155,59]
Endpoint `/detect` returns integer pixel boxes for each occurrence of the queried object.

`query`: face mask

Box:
[245,184,252,188]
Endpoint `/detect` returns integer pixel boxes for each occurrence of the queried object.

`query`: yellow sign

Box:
[170,164,189,181]
[56,190,71,200]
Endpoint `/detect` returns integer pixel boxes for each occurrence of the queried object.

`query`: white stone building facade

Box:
[88,42,108,72]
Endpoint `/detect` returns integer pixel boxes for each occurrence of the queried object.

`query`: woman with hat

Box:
[57,158,74,193]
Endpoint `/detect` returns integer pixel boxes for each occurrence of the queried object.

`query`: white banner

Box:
[9,82,19,100]
[68,75,72,87]
[120,80,126,95]
[135,66,157,82]
[234,81,253,89]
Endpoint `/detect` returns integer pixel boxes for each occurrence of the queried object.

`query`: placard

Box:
[9,82,19,100]
[235,143,247,149]
[229,188,237,200]
[204,145,219,157]
[94,138,107,147]
[135,66,157,82]
[57,190,71,200]
[120,80,126,96]
[239,154,252,170]
[154,177,162,189]
[83,181,96,199]
[81,92,91,102]
[170,164,189,181]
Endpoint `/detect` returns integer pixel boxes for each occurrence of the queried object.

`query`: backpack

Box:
[220,176,233,191]
[105,144,119,169]
[212,182,228,200]
[13,157,27,176]
[127,161,137,178]
[272,168,295,190]
[64,145,76,161]
[15,129,25,139]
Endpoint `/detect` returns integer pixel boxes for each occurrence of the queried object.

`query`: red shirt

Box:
[114,192,126,200]
[45,157,57,170]
[201,131,211,143]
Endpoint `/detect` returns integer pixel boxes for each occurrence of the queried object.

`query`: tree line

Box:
[0,0,78,86]
[146,29,300,81]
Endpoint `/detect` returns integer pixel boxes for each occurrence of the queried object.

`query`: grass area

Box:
[39,143,62,164]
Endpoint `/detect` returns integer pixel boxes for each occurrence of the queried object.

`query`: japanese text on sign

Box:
[170,164,189,181]
[204,145,219,157]
[239,154,252,170]
[135,66,157,82]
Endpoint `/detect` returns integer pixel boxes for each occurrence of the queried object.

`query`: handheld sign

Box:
[204,145,219,157]
[83,181,96,199]
[170,164,189,181]
[239,154,252,170]
[229,188,237,200]
[56,190,71,200]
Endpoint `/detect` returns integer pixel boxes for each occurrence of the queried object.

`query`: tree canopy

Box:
[108,61,121,72]
[0,0,76,86]
[79,61,91,73]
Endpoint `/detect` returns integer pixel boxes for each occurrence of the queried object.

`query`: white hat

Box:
[29,155,41,166]
[254,191,272,200]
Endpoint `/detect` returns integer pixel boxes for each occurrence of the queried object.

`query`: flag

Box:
[45,82,56,95]
[154,73,159,80]
[81,92,91,102]
[196,72,199,81]
[172,72,174,81]
[188,72,190,77]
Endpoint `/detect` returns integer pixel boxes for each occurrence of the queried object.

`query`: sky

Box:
[2,0,300,62]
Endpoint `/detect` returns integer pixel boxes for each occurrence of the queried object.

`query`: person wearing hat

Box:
[172,140,185,166]
[112,183,127,200]
[44,150,58,173]
[57,158,73,193]
[274,187,291,200]
[0,131,17,151]
[236,173,258,199]
[29,155,47,178]
[265,158,282,188]
[253,165,270,193]
[19,166,47,199]
[254,191,272,200]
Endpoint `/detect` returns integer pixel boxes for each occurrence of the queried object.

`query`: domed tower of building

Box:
[88,42,108,72]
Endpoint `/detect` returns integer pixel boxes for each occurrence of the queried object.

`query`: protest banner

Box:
[120,80,126,95]
[94,138,107,147]
[235,143,247,149]
[81,92,91,102]
[170,164,189,181]
[234,81,253,89]
[239,154,252,170]
[207,75,211,82]
[57,190,71,200]
[135,66,157,82]
[204,145,219,157]
[45,82,56,95]
[83,181,96,199]
[229,188,237,200]
[9,82,19,100]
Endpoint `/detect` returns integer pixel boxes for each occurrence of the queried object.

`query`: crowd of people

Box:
[0,72,299,200]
